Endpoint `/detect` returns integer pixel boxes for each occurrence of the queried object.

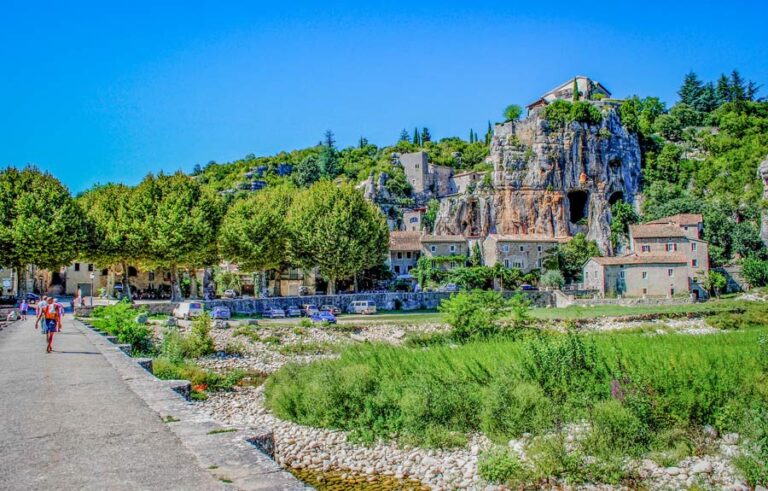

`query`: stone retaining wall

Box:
[204,291,553,314]
[568,295,696,307]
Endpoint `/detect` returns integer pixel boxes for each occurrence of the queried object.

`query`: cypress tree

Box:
[486,121,493,144]
[413,127,420,145]
[572,79,580,101]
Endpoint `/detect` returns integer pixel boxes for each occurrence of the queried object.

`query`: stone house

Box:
[398,152,454,198]
[387,231,422,276]
[451,171,483,195]
[482,234,567,273]
[582,255,690,297]
[420,235,468,270]
[527,75,612,112]
[402,208,426,232]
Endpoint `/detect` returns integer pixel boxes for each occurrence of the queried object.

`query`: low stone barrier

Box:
[205,290,553,314]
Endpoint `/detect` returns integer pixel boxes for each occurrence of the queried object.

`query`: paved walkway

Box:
[0,316,220,490]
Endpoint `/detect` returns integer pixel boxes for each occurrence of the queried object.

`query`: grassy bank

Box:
[265,311,768,483]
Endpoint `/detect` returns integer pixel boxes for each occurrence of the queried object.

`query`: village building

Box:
[402,208,426,232]
[387,231,422,276]
[582,255,690,297]
[420,235,468,270]
[398,152,454,198]
[526,75,612,113]
[482,234,567,273]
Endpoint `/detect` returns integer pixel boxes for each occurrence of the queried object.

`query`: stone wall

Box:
[204,291,554,314]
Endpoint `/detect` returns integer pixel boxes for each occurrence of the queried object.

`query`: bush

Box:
[160,314,216,362]
[584,399,647,457]
[152,357,244,391]
[543,100,573,129]
[540,270,565,289]
[91,300,152,352]
[481,380,553,441]
[735,407,768,487]
[439,290,508,342]
[571,101,603,125]
[223,341,246,356]
[478,448,528,485]
[743,257,768,287]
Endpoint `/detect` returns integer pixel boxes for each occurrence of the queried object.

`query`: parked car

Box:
[210,306,231,320]
[520,284,538,291]
[348,300,377,315]
[310,311,337,324]
[223,289,238,299]
[263,307,286,319]
[285,306,302,317]
[173,301,204,320]
[302,304,320,316]
[438,283,459,292]
[320,305,341,315]
[25,292,40,304]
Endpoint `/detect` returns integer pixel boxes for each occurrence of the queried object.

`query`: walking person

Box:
[19,298,29,321]
[40,297,61,353]
[36,296,48,335]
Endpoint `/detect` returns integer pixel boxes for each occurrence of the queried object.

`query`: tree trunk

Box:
[170,265,183,302]
[260,270,267,297]
[189,269,199,299]
[327,277,336,295]
[353,275,359,293]
[202,267,213,299]
[274,268,282,297]
[15,267,25,298]
[121,261,132,300]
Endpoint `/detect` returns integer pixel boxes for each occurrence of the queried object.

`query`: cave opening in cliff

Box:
[568,190,589,223]
[608,191,624,206]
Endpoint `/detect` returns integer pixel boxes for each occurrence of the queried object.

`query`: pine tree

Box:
[358,136,368,148]
[412,127,420,146]
[399,129,410,142]
[323,130,336,149]
[716,74,731,106]
[696,82,717,113]
[421,127,431,143]
[729,70,746,102]
[677,71,704,106]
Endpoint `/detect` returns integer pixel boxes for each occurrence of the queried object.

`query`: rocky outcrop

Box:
[759,156,768,247]
[433,106,641,253]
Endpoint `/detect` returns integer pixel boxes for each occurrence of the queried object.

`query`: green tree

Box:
[293,154,321,187]
[412,127,421,146]
[702,271,727,298]
[548,233,601,282]
[485,121,493,145]
[570,101,602,125]
[572,79,580,101]
[77,183,145,299]
[540,270,565,289]
[439,290,508,342]
[421,127,432,144]
[542,100,573,129]
[422,199,440,233]
[0,166,86,295]
[287,181,388,294]
[219,185,295,295]
[610,201,639,248]
[399,129,410,142]
[135,173,221,301]
[503,104,523,122]
[317,144,340,179]
[677,71,704,107]
[742,257,768,287]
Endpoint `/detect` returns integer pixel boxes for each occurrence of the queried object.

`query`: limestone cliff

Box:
[759,156,768,247]
[433,106,641,254]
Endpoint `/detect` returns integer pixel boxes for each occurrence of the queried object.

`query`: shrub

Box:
[508,293,531,327]
[527,433,582,482]
[543,100,573,129]
[439,290,507,342]
[481,380,553,441]
[299,318,312,328]
[735,407,768,487]
[160,314,216,361]
[478,448,528,485]
[743,257,768,287]
[91,300,152,352]
[571,101,603,125]
[223,341,246,356]
[540,270,565,289]
[584,399,647,457]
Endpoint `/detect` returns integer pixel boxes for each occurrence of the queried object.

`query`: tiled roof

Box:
[420,235,467,243]
[589,254,687,266]
[487,234,571,243]
[630,223,687,239]
[647,214,703,226]
[388,231,422,251]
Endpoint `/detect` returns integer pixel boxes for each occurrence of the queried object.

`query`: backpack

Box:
[44,303,58,320]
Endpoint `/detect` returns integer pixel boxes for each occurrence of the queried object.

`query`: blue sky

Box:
[1,1,766,193]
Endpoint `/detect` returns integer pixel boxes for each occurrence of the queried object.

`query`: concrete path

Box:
[0,316,221,491]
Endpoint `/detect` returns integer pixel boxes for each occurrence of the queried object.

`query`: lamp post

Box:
[89,272,95,307]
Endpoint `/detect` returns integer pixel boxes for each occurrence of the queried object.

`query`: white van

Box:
[348,300,377,315]
[173,301,204,320]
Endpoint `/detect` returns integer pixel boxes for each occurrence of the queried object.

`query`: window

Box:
[406,252,411,259]
[430,245,436,253]
[501,245,509,253]
[396,252,402,259]
[691,242,697,251]
[513,261,523,268]
[641,245,651,252]
[450,261,456,269]
[519,246,524,252]
[620,270,625,279]
[668,269,674,277]
[449,245,456,253]
[642,271,648,279]
[88,264,94,272]
[128,266,138,277]
[537,245,542,252]
[536,259,542,268]
[101,269,108,276]
[148,272,155,282]
[74,263,80,272]
[666,243,677,252]
[409,217,419,223]
[643,288,647,295]
[692,259,698,267]
[394,265,401,274]
[504,259,510,268]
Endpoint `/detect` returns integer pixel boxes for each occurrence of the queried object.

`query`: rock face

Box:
[433,107,641,254]
[759,156,768,247]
